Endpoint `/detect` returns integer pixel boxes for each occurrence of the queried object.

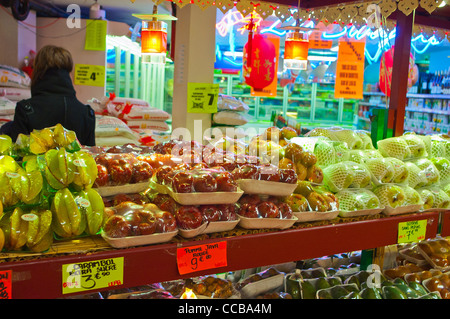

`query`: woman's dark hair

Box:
[32,45,73,86]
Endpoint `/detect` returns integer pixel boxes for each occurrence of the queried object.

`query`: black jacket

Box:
[1,68,96,146]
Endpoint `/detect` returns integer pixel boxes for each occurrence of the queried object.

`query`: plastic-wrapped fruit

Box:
[175,206,203,229]
[332,129,364,150]
[430,157,450,186]
[355,130,374,149]
[285,193,308,214]
[405,162,427,188]
[9,169,43,204]
[400,134,428,158]
[373,184,406,208]
[430,138,446,158]
[44,148,75,190]
[402,186,423,206]
[75,189,105,235]
[428,188,450,209]
[386,157,409,184]
[51,188,86,238]
[71,151,98,190]
[335,189,380,211]
[377,137,411,160]
[345,161,371,188]
[365,158,395,184]
[417,188,435,210]
[413,158,440,186]
[313,138,336,167]
[323,162,355,192]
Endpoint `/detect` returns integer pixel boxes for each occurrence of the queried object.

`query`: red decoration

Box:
[379,46,415,97]
[243,33,276,91]
[141,21,167,54]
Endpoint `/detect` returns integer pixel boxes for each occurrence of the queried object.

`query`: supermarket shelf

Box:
[440,210,450,237]
[0,211,441,299]
[405,107,450,115]
[407,94,450,100]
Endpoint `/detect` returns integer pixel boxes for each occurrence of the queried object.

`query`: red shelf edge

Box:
[0,210,441,299]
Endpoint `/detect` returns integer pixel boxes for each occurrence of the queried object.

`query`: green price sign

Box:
[187,83,219,114]
[398,220,427,244]
[62,257,124,294]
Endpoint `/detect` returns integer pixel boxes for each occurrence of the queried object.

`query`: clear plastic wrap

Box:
[237,194,294,219]
[411,158,440,186]
[322,162,356,192]
[377,137,411,160]
[430,137,447,158]
[425,187,450,209]
[0,207,53,252]
[385,157,409,184]
[401,185,424,206]
[372,184,406,209]
[103,201,177,238]
[416,188,435,210]
[345,161,372,188]
[430,157,450,186]
[354,130,375,149]
[286,182,339,212]
[335,189,381,212]
[365,157,395,185]
[405,162,428,188]
[400,133,428,158]
[217,94,249,112]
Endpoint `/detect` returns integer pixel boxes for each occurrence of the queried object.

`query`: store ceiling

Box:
[30,0,172,26]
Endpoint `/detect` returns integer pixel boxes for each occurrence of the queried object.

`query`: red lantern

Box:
[141,21,167,54]
[243,33,276,91]
[379,46,415,97]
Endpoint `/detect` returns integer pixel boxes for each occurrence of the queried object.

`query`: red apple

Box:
[193,172,217,192]
[277,202,293,219]
[154,211,177,232]
[103,215,131,238]
[239,203,260,218]
[217,204,238,221]
[172,172,194,193]
[200,205,221,223]
[176,206,203,229]
[215,171,238,192]
[257,201,280,218]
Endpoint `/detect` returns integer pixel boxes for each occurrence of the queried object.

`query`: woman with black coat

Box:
[0,45,96,146]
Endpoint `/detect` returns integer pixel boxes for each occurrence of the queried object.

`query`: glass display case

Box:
[214,73,359,129]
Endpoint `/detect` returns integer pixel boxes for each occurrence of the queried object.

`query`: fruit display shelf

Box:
[0,210,441,299]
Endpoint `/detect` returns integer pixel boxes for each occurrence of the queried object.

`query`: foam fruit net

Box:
[405,162,428,188]
[323,162,356,192]
[377,137,411,160]
[386,157,409,184]
[335,189,380,211]
[365,158,395,184]
[402,186,423,206]
[430,157,450,186]
[372,184,406,208]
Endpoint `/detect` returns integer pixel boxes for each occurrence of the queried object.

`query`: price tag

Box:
[177,241,227,275]
[0,270,12,299]
[187,83,219,113]
[62,257,124,294]
[74,64,105,87]
[398,219,427,244]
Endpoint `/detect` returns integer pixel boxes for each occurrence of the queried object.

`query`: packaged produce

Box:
[184,276,239,299]
[300,276,343,299]
[400,133,428,158]
[411,158,440,186]
[217,94,249,112]
[377,137,411,160]
[417,237,450,270]
[404,269,443,284]
[430,136,447,158]
[402,185,424,207]
[336,189,382,217]
[386,157,409,184]
[365,157,395,185]
[236,268,284,298]
[102,201,178,247]
[383,263,427,280]
[0,207,53,252]
[322,161,356,192]
[372,184,406,209]
[423,273,450,299]
[0,64,31,88]
[405,162,428,188]
[430,157,450,185]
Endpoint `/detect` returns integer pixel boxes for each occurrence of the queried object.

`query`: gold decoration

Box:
[175,0,191,9]
[325,6,341,22]
[420,0,441,14]
[310,7,327,22]
[397,0,419,15]
[195,0,213,10]
[215,0,235,14]
[235,0,254,17]
[254,2,273,19]
[274,6,292,22]
[379,0,397,17]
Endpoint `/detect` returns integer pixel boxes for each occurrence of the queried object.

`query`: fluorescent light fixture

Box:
[223,51,243,57]
[307,56,337,62]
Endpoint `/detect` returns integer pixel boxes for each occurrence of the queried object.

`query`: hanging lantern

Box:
[141,20,167,54]
[243,34,276,91]
[379,46,415,97]
[284,31,309,70]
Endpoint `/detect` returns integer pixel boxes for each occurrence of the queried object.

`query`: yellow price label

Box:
[62,257,124,294]
[398,220,427,244]
[187,83,219,114]
[74,64,105,87]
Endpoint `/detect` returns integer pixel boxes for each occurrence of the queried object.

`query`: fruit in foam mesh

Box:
[418,189,434,210]
[403,186,422,205]
[414,159,440,185]
[401,134,427,158]
[388,157,409,184]
[365,158,395,183]
[323,162,355,192]
[373,184,406,208]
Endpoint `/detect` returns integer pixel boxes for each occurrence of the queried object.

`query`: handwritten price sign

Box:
[0,270,12,299]
[398,220,427,244]
[62,257,124,294]
[177,241,227,275]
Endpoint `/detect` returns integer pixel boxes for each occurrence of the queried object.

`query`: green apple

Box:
[418,189,434,210]
[373,184,406,208]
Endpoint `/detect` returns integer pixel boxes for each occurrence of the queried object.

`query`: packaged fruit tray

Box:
[338,208,384,218]
[94,181,151,197]
[293,210,339,222]
[236,179,298,197]
[176,219,241,238]
[237,214,297,230]
[417,238,450,271]
[101,230,178,248]
[382,204,423,216]
[236,269,285,298]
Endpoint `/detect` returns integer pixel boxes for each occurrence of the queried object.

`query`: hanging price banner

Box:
[177,241,227,275]
[335,37,366,99]
[0,270,12,299]
[62,257,124,294]
[74,64,105,87]
[398,220,427,244]
[187,83,219,113]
